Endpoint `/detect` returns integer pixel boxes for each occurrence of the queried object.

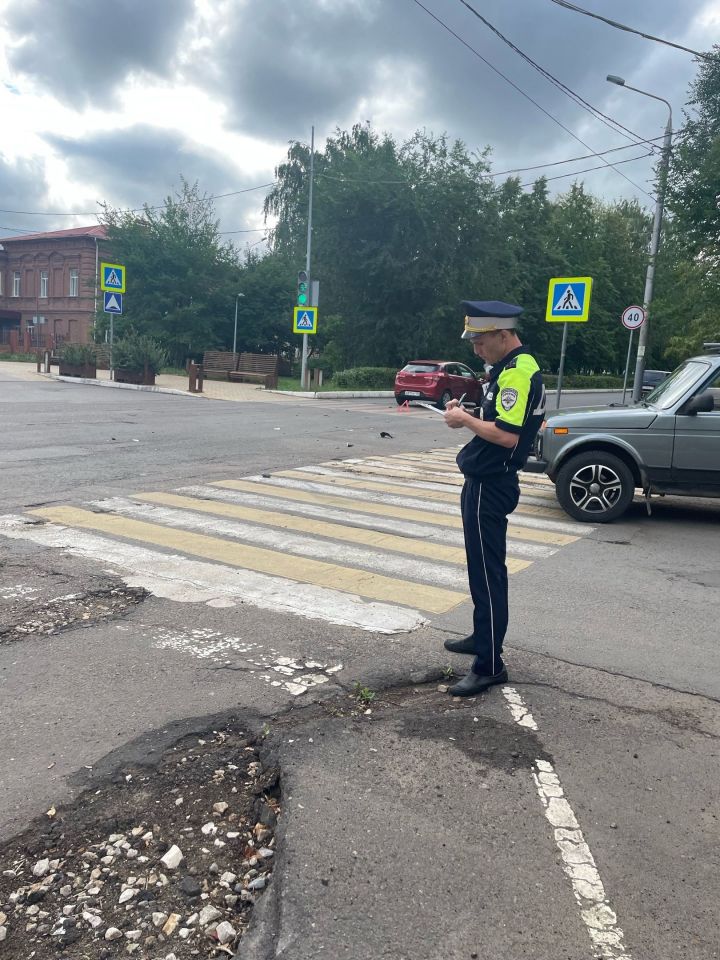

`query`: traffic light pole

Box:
[300,125,315,391]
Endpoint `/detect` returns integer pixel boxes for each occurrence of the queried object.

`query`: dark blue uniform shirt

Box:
[456,347,546,479]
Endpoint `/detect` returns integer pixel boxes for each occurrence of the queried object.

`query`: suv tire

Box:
[438,389,453,409]
[555,450,635,523]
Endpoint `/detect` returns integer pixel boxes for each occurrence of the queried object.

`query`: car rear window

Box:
[401,363,440,373]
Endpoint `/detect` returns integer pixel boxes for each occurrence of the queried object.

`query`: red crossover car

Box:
[394,360,484,408]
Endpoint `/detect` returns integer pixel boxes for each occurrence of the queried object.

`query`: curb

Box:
[43,373,204,398]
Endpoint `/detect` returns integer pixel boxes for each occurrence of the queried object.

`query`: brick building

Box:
[0,225,108,353]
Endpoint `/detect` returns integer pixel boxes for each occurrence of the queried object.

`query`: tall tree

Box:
[663,47,720,356]
[98,180,241,364]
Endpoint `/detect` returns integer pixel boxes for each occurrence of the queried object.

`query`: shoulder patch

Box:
[505,358,518,369]
[500,387,518,411]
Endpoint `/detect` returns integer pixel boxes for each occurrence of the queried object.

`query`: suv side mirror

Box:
[683,391,715,415]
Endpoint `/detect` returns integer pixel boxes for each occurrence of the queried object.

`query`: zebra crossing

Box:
[0,448,593,634]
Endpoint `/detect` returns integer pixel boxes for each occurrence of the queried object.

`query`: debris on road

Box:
[0,586,147,645]
[0,726,278,958]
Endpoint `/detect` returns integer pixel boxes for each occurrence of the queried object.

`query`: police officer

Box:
[443,301,546,697]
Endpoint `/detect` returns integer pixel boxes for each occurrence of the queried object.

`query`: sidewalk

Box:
[0,361,307,404]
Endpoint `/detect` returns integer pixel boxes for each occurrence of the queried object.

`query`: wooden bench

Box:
[201,351,280,389]
[231,353,280,389]
[202,351,239,381]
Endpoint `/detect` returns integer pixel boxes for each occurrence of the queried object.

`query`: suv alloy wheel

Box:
[555,450,636,523]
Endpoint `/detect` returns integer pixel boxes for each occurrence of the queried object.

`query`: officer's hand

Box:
[444,405,468,429]
[445,398,461,411]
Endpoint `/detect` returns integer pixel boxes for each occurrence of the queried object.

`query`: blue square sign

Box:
[546,276,592,323]
[103,291,123,314]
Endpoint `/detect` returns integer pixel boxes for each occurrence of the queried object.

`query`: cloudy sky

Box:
[0,0,717,248]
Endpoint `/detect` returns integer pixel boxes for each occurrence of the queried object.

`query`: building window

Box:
[69,268,79,297]
[12,271,20,297]
[40,270,49,298]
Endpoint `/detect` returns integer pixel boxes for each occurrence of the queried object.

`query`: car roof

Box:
[405,360,462,365]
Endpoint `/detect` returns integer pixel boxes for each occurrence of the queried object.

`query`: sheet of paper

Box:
[413,402,447,416]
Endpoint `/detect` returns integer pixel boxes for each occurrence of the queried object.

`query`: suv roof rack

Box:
[702,342,720,353]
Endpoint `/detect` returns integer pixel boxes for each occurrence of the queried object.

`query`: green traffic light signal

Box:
[297,269,309,306]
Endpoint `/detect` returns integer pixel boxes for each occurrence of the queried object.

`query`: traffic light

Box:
[297,269,309,306]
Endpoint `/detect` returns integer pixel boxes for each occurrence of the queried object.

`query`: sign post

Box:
[620,305,645,404]
[545,276,593,408]
[101,263,126,375]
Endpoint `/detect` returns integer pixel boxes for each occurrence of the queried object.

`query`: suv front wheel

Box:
[555,450,636,523]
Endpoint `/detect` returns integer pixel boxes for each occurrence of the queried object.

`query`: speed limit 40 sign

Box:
[622,305,646,330]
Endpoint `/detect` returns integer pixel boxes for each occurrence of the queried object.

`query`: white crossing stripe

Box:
[92,496,506,586]
[212,478,580,544]
[28,506,467,615]
[177,485,559,560]
[0,515,427,633]
[0,447,592,633]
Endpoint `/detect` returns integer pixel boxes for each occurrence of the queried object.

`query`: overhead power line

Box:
[546,0,716,61]
[456,0,654,151]
[0,181,277,219]
[409,0,655,201]
[315,132,674,186]
[217,228,267,235]
[520,151,654,187]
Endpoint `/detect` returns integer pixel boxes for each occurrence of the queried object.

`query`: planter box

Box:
[114,367,156,386]
[59,363,97,379]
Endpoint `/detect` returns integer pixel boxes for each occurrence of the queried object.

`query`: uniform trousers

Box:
[460,474,521,676]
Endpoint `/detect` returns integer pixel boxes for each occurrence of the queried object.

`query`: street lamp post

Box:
[607,75,672,403]
[232,292,245,356]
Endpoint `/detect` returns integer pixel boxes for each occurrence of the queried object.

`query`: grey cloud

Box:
[0,155,56,237]
[42,125,270,234]
[198,0,708,200]
[4,0,194,103]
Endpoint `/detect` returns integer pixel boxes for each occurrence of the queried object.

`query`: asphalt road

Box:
[1,367,718,960]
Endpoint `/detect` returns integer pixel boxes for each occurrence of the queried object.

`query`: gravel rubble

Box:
[0,725,278,958]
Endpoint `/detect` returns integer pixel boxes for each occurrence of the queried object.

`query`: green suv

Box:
[529,350,720,522]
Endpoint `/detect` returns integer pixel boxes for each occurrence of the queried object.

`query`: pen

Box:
[458,393,467,405]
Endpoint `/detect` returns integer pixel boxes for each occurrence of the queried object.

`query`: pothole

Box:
[0,724,279,958]
[0,587,148,644]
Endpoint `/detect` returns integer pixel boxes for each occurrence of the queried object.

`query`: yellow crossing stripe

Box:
[327,458,558,500]
[276,469,564,518]
[323,460,465,485]
[29,506,467,615]
[212,479,577,546]
[132,491,528,573]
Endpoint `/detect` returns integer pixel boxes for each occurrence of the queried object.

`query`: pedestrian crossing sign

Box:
[293,306,318,334]
[545,276,592,323]
[101,262,126,293]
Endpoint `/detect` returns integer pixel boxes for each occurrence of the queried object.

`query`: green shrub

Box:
[0,352,37,362]
[112,335,167,374]
[59,343,97,366]
[330,367,397,389]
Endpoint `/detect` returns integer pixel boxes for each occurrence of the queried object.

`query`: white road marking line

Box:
[179,485,558,560]
[148,627,342,696]
[293,465,561,506]
[502,687,632,959]
[243,474,590,535]
[0,515,428,634]
[91,497,471,589]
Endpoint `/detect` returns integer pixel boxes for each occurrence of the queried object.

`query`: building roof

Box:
[0,224,108,243]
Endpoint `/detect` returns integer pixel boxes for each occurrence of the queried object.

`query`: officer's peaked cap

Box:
[461,300,523,339]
